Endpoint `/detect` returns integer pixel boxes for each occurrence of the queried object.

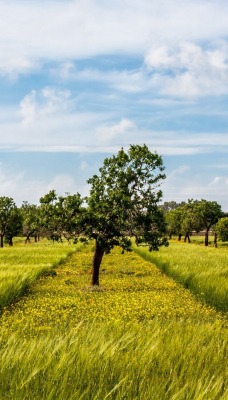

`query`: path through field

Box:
[1,245,223,333]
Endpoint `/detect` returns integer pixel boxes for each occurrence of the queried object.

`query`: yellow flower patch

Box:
[0,245,224,336]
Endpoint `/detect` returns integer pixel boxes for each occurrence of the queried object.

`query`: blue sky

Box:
[0,0,227,210]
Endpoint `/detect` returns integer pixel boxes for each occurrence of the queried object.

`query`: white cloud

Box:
[167,166,190,179]
[1,94,228,156]
[19,87,71,125]
[96,119,136,142]
[210,176,228,186]
[0,1,228,76]
[50,41,228,98]
[145,41,228,97]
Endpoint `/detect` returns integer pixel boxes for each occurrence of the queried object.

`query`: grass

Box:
[133,240,228,313]
[0,243,227,399]
[0,321,227,400]
[0,239,81,313]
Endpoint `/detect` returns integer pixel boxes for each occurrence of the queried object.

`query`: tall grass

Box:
[0,240,80,313]
[0,243,227,399]
[0,320,227,400]
[133,241,228,312]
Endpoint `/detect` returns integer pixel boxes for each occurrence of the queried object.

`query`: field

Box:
[0,240,80,314]
[133,238,228,312]
[0,240,227,399]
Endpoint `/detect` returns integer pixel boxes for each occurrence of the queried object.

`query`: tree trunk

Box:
[184,234,190,243]
[0,234,4,248]
[205,229,209,246]
[25,233,31,244]
[8,236,13,246]
[214,232,218,248]
[178,234,181,241]
[92,240,105,286]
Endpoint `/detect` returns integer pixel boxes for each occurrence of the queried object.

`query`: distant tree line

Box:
[0,195,227,251]
[160,200,228,247]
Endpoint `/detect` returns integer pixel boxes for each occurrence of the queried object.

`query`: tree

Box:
[0,196,18,248]
[165,208,182,240]
[21,202,40,243]
[179,200,202,243]
[193,199,223,246]
[56,192,84,242]
[160,201,184,213]
[39,190,83,242]
[85,144,168,286]
[4,207,23,246]
[216,217,228,242]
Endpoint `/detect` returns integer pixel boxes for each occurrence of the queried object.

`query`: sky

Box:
[0,0,227,210]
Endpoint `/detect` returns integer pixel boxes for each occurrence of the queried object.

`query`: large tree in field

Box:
[0,196,18,248]
[85,144,168,286]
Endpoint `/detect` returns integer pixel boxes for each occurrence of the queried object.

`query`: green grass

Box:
[0,320,227,400]
[133,241,228,312]
[0,244,227,399]
[0,239,81,313]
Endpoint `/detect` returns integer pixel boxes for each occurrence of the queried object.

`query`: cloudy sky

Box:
[0,0,227,210]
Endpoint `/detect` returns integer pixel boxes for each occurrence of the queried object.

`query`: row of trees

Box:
[0,145,227,284]
[161,200,228,246]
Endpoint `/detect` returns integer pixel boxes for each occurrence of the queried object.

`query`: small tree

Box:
[21,202,40,243]
[4,207,23,246]
[193,200,223,246]
[39,190,83,242]
[165,208,182,240]
[179,200,202,243]
[160,201,184,213]
[0,196,18,248]
[216,217,228,242]
[85,144,168,286]
[57,192,84,242]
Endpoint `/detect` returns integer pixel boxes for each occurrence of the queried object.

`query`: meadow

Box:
[0,240,80,314]
[0,240,227,399]
[133,239,228,313]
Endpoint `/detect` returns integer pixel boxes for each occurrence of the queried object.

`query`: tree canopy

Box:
[85,144,168,285]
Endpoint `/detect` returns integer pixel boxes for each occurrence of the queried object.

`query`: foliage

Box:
[21,202,40,243]
[216,217,228,242]
[0,197,19,247]
[4,207,23,246]
[165,208,182,239]
[193,199,223,246]
[86,144,168,285]
[159,200,185,213]
[165,199,223,245]
[39,190,84,242]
